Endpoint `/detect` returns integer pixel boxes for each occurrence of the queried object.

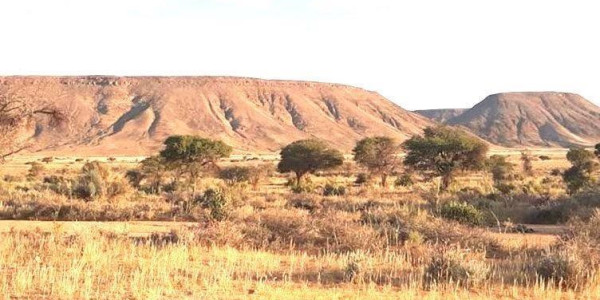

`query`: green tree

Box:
[353,136,399,187]
[563,147,598,194]
[277,139,344,185]
[140,156,167,194]
[219,166,252,185]
[159,136,232,193]
[403,126,488,191]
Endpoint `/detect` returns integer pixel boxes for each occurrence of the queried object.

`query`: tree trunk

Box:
[441,173,452,191]
[381,174,388,187]
[295,172,305,186]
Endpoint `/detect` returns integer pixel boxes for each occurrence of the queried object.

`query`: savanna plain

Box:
[0,143,599,299]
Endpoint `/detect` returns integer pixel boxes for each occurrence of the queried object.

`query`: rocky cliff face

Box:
[0,76,433,155]
[447,92,600,147]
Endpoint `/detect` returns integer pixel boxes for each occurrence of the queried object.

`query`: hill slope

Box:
[0,76,433,155]
[447,92,600,147]
[414,109,467,123]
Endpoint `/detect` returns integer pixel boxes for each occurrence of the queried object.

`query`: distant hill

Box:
[414,109,467,123]
[0,76,433,155]
[447,92,600,147]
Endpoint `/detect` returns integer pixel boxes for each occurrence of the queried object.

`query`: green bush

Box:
[323,183,346,196]
[219,166,252,185]
[195,188,230,221]
[440,202,483,225]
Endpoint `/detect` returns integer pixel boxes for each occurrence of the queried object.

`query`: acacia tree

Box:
[139,156,168,194]
[403,126,489,191]
[353,136,399,187]
[277,139,344,185]
[0,91,64,161]
[159,135,232,193]
[563,147,598,194]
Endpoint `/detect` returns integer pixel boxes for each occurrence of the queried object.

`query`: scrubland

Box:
[0,150,599,299]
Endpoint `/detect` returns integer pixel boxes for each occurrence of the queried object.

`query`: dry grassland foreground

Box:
[0,150,599,299]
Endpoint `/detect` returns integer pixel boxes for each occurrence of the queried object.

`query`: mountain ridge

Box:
[446,92,600,147]
[0,76,433,155]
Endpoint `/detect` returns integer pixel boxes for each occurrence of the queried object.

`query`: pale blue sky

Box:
[1,0,599,110]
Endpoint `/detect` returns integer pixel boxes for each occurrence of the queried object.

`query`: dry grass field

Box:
[1,148,599,299]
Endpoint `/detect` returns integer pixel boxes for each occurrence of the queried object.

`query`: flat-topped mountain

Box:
[447,92,600,147]
[0,76,433,155]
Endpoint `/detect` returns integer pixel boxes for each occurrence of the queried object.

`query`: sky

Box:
[0,0,599,110]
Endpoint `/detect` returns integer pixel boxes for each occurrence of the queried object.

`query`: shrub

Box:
[539,155,551,161]
[287,195,322,212]
[72,170,105,201]
[550,168,562,177]
[125,170,144,189]
[495,182,516,195]
[248,164,272,189]
[290,183,315,194]
[27,162,45,178]
[394,174,413,187]
[3,175,22,182]
[424,249,490,287]
[355,173,369,185]
[440,201,483,225]
[219,166,252,185]
[323,183,346,196]
[535,250,590,289]
[43,175,72,195]
[41,156,54,163]
[195,188,230,221]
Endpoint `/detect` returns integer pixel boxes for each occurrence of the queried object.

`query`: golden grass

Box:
[0,151,597,299]
[0,226,597,299]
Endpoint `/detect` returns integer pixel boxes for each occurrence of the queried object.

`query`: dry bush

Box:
[423,248,490,288]
[535,249,594,289]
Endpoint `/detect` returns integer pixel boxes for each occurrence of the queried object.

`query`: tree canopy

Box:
[563,147,598,194]
[277,139,344,185]
[353,136,399,186]
[160,135,232,167]
[159,135,232,191]
[403,126,488,191]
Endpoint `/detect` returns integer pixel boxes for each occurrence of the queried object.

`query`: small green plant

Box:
[323,183,346,196]
[440,201,483,225]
